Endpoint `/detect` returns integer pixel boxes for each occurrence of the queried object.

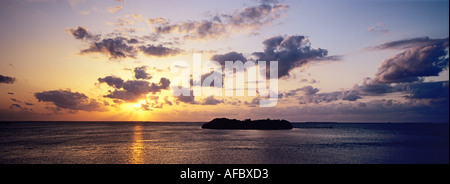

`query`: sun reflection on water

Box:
[130,124,144,164]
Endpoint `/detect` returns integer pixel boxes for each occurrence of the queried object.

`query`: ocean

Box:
[0,122,448,164]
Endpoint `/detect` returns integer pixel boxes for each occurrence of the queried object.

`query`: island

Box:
[202,118,293,130]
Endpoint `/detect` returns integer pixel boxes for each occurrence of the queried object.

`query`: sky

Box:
[0,0,448,122]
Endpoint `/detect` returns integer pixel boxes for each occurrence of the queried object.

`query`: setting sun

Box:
[0,0,448,167]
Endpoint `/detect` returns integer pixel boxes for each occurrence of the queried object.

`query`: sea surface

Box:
[0,122,448,164]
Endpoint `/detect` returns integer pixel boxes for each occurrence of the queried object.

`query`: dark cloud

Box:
[68,25,184,60]
[244,96,262,107]
[201,96,224,105]
[253,35,329,78]
[369,37,449,50]
[358,83,398,95]
[134,66,152,80]
[66,26,99,41]
[98,76,124,89]
[403,81,449,100]
[341,90,362,101]
[314,55,343,61]
[81,37,137,60]
[9,104,22,109]
[149,2,288,40]
[283,86,362,104]
[156,77,171,90]
[99,76,170,102]
[190,71,224,88]
[257,0,281,5]
[34,90,106,112]
[355,37,449,105]
[372,39,449,84]
[10,98,21,103]
[152,20,227,40]
[0,74,16,84]
[211,52,247,66]
[173,87,196,104]
[139,44,181,57]
[211,35,330,79]
[224,3,288,27]
[25,102,34,106]
[297,91,341,104]
[284,86,319,98]
[127,38,139,44]
[356,80,448,109]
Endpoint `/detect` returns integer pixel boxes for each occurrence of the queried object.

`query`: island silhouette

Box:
[202,118,293,130]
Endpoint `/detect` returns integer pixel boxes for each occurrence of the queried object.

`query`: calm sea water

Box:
[0,122,448,164]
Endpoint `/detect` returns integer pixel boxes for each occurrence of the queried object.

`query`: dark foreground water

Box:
[0,122,448,164]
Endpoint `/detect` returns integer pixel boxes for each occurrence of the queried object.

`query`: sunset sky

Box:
[0,0,448,122]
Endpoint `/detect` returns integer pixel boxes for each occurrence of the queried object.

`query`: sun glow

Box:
[134,99,147,109]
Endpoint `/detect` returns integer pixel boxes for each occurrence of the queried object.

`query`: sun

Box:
[134,99,147,109]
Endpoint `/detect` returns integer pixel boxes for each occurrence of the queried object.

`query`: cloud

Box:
[289,99,448,122]
[284,86,319,98]
[244,96,262,107]
[68,0,86,7]
[10,98,21,103]
[164,96,173,106]
[282,85,362,104]
[97,76,124,88]
[136,96,164,111]
[0,74,16,84]
[314,55,343,61]
[67,25,184,60]
[367,22,389,34]
[108,6,123,13]
[66,26,99,41]
[279,37,448,106]
[99,76,170,102]
[405,81,449,100]
[147,17,168,25]
[134,66,152,80]
[341,90,362,101]
[368,37,449,50]
[195,71,224,88]
[126,13,143,22]
[152,20,228,40]
[173,87,196,104]
[211,52,247,66]
[223,3,289,29]
[34,90,107,112]
[355,37,449,102]
[148,2,289,40]
[80,37,137,60]
[253,35,329,78]
[111,17,135,27]
[358,82,398,95]
[372,39,449,84]
[9,104,22,110]
[201,96,224,105]
[139,44,181,57]
[210,35,331,79]
[297,91,341,104]
[26,0,57,2]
